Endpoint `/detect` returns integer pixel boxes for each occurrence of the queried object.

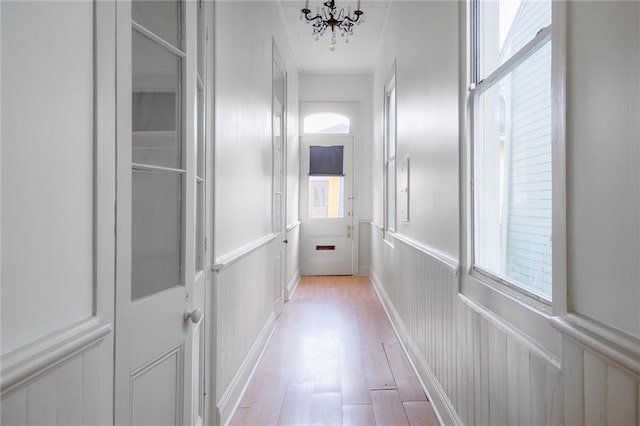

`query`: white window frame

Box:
[383,61,397,238]
[468,0,558,305]
[461,0,567,351]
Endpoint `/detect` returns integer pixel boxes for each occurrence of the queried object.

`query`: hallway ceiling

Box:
[279,0,392,73]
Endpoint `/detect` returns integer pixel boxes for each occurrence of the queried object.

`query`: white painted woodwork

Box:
[285,222,301,300]
[1,342,107,426]
[272,50,287,316]
[1,1,116,425]
[300,135,354,275]
[1,0,94,355]
[358,221,371,275]
[371,228,567,425]
[115,1,200,424]
[214,240,279,426]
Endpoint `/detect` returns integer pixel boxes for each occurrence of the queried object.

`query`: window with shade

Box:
[470,0,553,300]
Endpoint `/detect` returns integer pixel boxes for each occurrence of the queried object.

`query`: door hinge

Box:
[206,27,209,42]
[204,237,208,251]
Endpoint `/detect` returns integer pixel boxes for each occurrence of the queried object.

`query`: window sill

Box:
[460,267,560,360]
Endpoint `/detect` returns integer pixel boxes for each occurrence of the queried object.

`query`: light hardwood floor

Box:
[230,276,439,426]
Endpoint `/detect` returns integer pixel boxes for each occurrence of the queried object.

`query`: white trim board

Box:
[285,270,301,302]
[217,313,277,426]
[213,234,278,272]
[1,318,112,395]
[370,271,462,426]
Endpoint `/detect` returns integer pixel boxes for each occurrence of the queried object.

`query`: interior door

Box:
[272,97,285,317]
[272,68,286,317]
[115,1,199,425]
[300,136,354,275]
[192,1,208,425]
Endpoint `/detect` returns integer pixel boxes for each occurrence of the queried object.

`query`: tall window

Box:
[471,0,552,300]
[384,73,397,234]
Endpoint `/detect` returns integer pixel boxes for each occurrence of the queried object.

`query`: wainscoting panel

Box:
[370,225,563,426]
[562,336,639,426]
[214,237,280,425]
[1,341,106,426]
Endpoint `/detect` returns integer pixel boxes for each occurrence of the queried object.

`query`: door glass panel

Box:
[196,89,204,178]
[195,181,204,272]
[132,0,182,49]
[308,176,345,219]
[197,0,205,79]
[132,30,182,169]
[132,171,182,300]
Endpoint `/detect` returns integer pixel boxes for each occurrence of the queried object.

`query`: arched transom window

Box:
[303,113,350,134]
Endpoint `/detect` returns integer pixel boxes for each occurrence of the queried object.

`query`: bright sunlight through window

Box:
[304,113,350,134]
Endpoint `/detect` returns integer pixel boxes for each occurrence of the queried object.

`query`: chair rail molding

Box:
[1,317,112,395]
[551,314,640,378]
[212,233,278,272]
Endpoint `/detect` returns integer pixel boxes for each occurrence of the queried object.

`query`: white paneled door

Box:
[300,136,354,275]
[115,1,204,425]
[272,43,287,318]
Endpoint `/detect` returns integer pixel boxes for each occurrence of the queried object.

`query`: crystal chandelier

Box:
[300,0,365,51]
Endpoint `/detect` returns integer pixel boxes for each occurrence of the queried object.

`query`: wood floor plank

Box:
[371,389,410,426]
[384,341,427,401]
[343,404,376,426]
[276,382,314,425]
[230,407,258,426]
[404,401,439,426]
[341,344,371,404]
[253,373,290,425]
[309,393,342,426]
[364,343,396,390]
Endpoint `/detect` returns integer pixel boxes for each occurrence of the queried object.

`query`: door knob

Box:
[184,308,203,324]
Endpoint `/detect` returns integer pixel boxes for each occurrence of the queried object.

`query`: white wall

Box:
[372,2,460,258]
[213,1,299,423]
[214,2,298,257]
[566,0,640,337]
[1,0,94,354]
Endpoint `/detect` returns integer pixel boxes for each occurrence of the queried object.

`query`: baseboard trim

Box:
[370,271,463,426]
[1,317,112,395]
[286,271,300,301]
[217,312,277,426]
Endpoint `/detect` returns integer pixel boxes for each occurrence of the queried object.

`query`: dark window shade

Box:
[309,146,344,176]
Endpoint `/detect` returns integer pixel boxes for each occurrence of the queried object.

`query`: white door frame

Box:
[299,102,360,275]
[273,39,287,316]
